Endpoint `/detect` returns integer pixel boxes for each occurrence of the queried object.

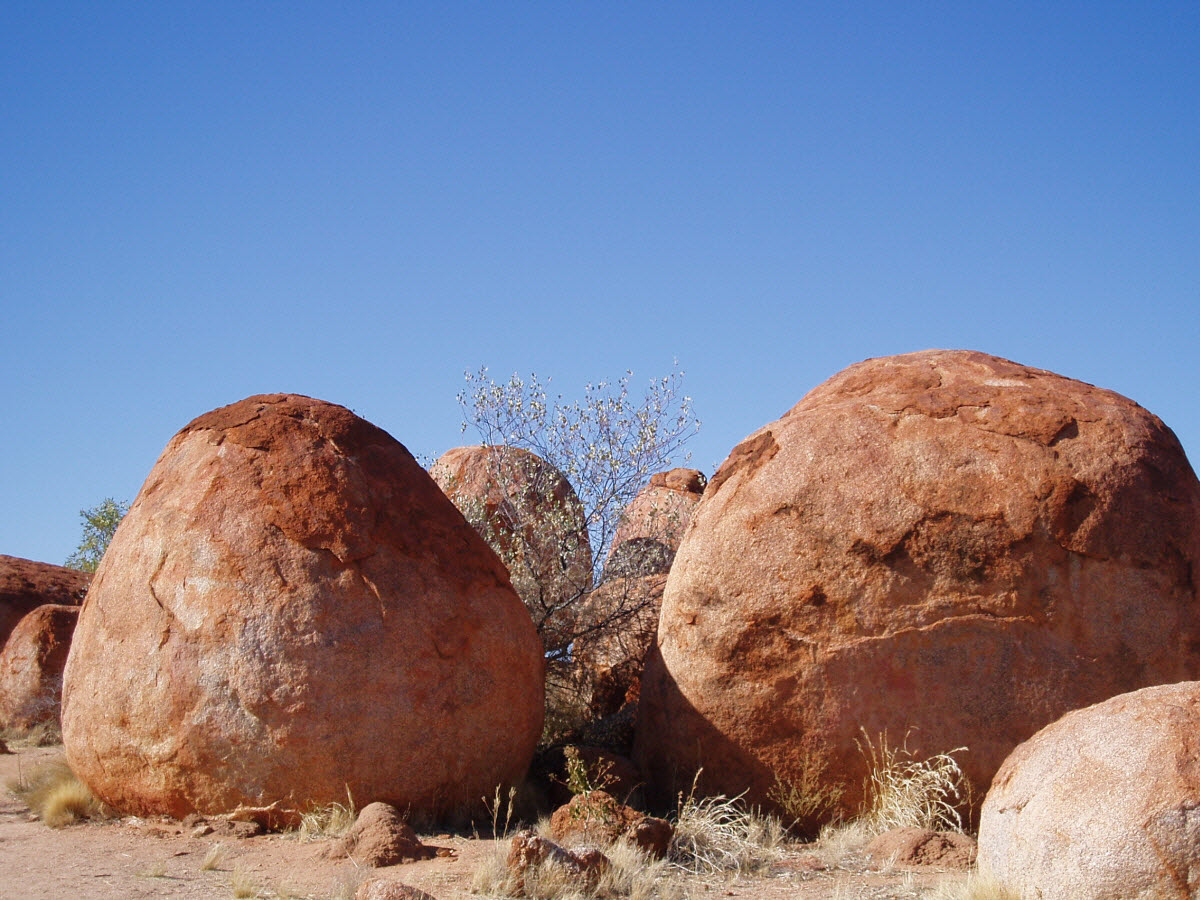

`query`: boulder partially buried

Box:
[979,681,1200,899]
[61,394,543,824]
[636,350,1200,825]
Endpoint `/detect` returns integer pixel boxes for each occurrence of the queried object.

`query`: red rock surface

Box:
[573,574,666,719]
[329,802,435,867]
[0,604,79,730]
[548,790,672,857]
[604,468,706,579]
[430,445,592,655]
[979,681,1200,899]
[636,350,1200,822]
[61,394,543,824]
[0,556,89,647]
[506,830,610,891]
[865,828,976,870]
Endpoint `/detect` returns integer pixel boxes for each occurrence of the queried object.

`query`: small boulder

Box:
[506,830,610,893]
[0,556,89,647]
[549,790,673,858]
[573,574,666,720]
[0,604,78,730]
[865,827,976,870]
[979,681,1200,899]
[604,468,706,579]
[328,803,434,867]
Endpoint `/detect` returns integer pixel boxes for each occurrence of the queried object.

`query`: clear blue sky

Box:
[3,2,1197,567]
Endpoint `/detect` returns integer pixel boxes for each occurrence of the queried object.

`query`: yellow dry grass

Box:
[6,756,106,827]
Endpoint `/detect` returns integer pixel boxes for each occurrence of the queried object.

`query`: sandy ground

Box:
[0,744,971,900]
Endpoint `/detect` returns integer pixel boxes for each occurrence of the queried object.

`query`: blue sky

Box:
[3,2,1197,566]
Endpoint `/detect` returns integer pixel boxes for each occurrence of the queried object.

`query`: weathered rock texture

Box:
[573,574,667,720]
[636,350,1200,822]
[355,882,438,900]
[865,827,976,870]
[0,555,89,647]
[0,604,79,730]
[603,468,706,580]
[568,469,705,722]
[61,394,543,824]
[979,681,1200,899]
[430,445,592,655]
[507,830,610,892]
[549,790,673,858]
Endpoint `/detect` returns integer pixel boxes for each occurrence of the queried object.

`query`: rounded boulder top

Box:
[62,393,544,825]
[635,349,1200,827]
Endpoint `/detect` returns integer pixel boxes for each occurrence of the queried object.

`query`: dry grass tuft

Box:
[139,858,169,878]
[470,838,679,900]
[230,867,259,898]
[928,870,1021,900]
[296,791,356,842]
[668,774,788,877]
[857,730,968,835]
[201,842,227,871]
[767,756,844,838]
[7,756,107,827]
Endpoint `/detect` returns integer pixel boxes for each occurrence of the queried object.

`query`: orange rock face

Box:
[0,555,89,646]
[604,468,706,579]
[635,350,1200,821]
[61,394,543,824]
[0,604,78,730]
[979,681,1200,899]
[430,446,592,656]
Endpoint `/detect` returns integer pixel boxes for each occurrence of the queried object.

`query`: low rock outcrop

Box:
[328,803,435,867]
[549,790,673,858]
[355,881,438,900]
[865,827,976,870]
[507,830,610,893]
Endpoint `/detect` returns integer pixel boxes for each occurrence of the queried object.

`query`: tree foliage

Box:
[65,498,129,573]
[459,364,699,584]
[456,364,700,740]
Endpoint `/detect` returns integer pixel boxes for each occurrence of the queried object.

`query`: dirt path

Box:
[0,744,970,899]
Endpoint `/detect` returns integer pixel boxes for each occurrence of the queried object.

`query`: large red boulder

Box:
[0,556,89,647]
[0,604,79,731]
[61,394,544,824]
[430,445,592,656]
[979,681,1200,899]
[635,350,1200,823]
